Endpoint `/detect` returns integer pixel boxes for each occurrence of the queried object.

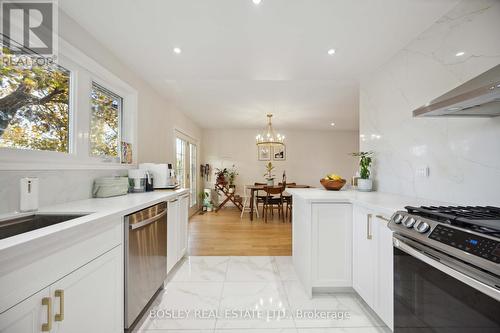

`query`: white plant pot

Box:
[266,179,274,186]
[358,178,373,192]
[228,187,235,194]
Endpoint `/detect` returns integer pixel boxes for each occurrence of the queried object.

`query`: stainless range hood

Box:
[413,64,500,117]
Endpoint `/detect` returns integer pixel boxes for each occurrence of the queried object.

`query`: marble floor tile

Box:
[283,281,380,328]
[134,328,214,333]
[274,256,299,281]
[225,256,281,282]
[145,282,223,330]
[215,329,298,333]
[296,327,390,333]
[172,256,230,282]
[216,282,295,329]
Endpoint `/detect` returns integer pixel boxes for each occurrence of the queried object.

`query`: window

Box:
[176,135,198,209]
[189,143,197,206]
[0,56,71,152]
[176,137,186,188]
[90,83,122,159]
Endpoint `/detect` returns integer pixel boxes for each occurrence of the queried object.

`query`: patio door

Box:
[175,132,198,215]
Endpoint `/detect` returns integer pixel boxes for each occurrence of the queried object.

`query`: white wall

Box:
[57,11,202,164]
[0,10,201,214]
[202,129,359,197]
[360,0,500,205]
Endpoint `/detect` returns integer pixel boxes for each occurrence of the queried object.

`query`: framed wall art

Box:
[257,146,271,161]
[273,145,286,161]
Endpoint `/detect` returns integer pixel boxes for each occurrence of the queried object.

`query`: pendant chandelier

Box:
[256,114,285,146]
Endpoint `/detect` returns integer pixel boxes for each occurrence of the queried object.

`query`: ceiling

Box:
[59,0,458,130]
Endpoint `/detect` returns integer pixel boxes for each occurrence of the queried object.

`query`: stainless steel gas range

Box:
[388,205,500,332]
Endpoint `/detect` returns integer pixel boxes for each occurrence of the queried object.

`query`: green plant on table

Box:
[264,162,275,181]
[351,151,373,179]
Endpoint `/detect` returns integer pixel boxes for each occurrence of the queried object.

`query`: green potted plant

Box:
[264,162,276,186]
[214,168,228,185]
[227,165,238,193]
[351,151,374,192]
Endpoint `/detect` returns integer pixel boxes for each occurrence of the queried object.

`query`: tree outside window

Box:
[90,83,122,158]
[0,51,70,152]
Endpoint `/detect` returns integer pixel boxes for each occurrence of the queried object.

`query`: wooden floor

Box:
[188,207,292,256]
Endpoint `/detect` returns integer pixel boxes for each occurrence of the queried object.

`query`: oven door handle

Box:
[393,237,500,302]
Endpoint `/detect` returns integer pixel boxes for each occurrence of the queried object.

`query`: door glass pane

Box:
[189,143,197,207]
[176,138,186,188]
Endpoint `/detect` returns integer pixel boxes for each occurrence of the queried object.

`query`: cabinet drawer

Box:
[0,217,122,314]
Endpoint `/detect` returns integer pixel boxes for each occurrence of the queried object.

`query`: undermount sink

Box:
[0,213,88,240]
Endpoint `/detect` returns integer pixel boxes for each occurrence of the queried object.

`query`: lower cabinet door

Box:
[167,198,179,273]
[51,246,123,333]
[352,206,376,308]
[0,288,50,333]
[177,195,189,259]
[311,203,352,287]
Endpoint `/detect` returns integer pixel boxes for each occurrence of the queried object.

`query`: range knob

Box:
[392,214,404,224]
[403,217,416,228]
[414,221,430,233]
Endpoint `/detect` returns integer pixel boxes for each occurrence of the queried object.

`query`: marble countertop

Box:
[286,188,451,216]
[0,189,188,252]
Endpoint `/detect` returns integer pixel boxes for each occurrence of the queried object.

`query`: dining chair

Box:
[240,185,260,219]
[254,182,267,217]
[263,186,285,223]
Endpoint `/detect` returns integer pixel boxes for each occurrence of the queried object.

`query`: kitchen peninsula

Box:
[287,188,450,330]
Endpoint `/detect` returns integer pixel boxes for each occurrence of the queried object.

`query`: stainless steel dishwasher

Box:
[124,202,167,330]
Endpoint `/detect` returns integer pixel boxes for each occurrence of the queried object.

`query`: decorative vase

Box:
[266,179,274,186]
[357,178,373,192]
[228,186,235,194]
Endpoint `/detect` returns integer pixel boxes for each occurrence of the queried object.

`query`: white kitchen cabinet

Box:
[167,194,190,274]
[352,205,394,331]
[0,288,50,333]
[51,246,123,333]
[293,199,353,297]
[311,203,352,288]
[352,206,377,308]
[0,246,122,333]
[167,197,180,273]
[177,194,190,258]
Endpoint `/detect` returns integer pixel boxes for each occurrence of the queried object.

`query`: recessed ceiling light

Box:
[173,47,182,54]
[327,49,336,55]
[455,51,465,57]
[253,0,262,5]
[330,122,335,126]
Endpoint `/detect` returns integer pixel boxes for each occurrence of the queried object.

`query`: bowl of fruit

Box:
[320,174,346,191]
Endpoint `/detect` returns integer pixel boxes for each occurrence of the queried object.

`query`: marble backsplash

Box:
[360,0,500,206]
[0,169,127,214]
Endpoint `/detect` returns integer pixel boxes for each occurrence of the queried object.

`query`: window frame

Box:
[0,38,138,170]
[89,81,124,162]
[174,128,199,213]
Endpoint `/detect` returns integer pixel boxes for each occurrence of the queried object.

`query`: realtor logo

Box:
[1,0,57,57]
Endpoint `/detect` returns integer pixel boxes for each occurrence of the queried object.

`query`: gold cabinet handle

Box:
[41,297,52,332]
[367,214,373,240]
[55,289,64,321]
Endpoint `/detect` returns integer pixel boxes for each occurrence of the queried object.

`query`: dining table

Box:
[246,184,311,221]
